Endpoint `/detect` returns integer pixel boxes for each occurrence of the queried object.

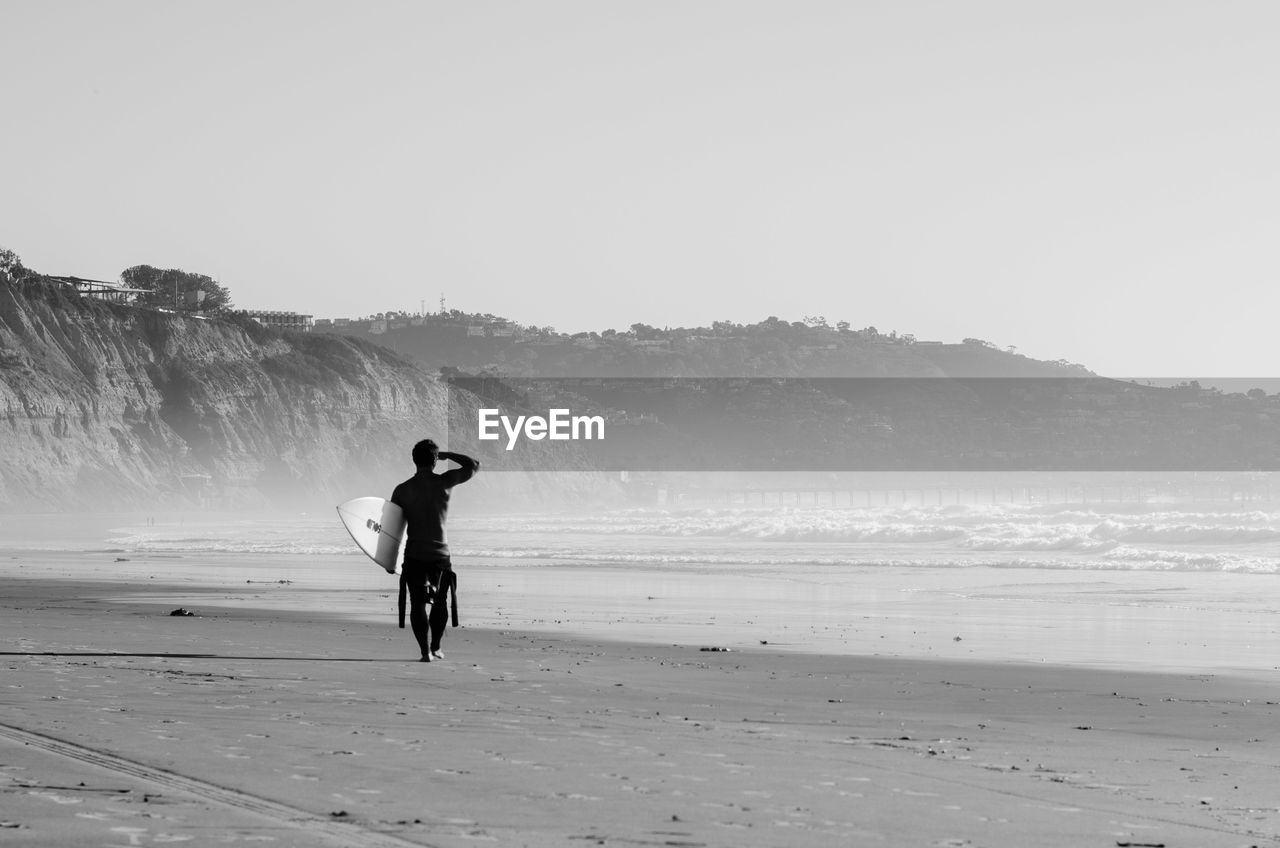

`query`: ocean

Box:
[97,500,1280,575]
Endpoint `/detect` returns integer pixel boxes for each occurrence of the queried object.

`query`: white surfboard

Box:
[336,497,406,574]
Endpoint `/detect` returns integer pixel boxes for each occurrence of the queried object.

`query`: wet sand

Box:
[3,551,1280,846]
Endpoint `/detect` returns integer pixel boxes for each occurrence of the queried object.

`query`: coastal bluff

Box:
[0,278,602,511]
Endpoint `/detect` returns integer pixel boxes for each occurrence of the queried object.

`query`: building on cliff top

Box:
[48,276,150,304]
[239,310,314,332]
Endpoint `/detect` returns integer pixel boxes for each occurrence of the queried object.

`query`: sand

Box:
[3,550,1279,847]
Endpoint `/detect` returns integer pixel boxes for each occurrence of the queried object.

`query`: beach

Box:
[3,528,1280,847]
[10,2,1280,844]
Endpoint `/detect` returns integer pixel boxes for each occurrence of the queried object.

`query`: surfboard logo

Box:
[367,519,382,534]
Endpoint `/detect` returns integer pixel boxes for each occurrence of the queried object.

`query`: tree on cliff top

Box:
[0,246,39,284]
[121,265,233,313]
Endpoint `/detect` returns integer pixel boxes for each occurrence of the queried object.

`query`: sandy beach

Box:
[3,544,1279,847]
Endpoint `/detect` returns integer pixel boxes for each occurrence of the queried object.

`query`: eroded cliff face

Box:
[0,279,454,510]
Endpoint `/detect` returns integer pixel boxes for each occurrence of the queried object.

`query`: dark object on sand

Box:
[168,608,195,617]
[699,647,731,652]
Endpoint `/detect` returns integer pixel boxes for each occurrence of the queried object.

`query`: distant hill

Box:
[315,314,1093,378]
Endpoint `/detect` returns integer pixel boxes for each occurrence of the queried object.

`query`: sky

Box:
[2,1,1278,377]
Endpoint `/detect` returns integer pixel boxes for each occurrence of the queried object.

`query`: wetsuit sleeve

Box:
[437,452,480,487]
[389,482,405,507]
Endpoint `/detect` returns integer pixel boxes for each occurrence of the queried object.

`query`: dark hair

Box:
[412,439,439,468]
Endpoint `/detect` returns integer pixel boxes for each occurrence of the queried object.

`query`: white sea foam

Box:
[1088,519,1280,544]
[962,533,1120,553]
[467,505,1280,539]
[106,524,356,556]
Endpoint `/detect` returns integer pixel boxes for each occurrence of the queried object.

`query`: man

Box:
[390,439,480,662]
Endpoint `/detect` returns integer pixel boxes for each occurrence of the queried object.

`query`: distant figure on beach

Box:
[391,439,480,662]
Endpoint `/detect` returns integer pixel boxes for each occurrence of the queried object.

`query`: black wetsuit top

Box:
[390,460,477,562]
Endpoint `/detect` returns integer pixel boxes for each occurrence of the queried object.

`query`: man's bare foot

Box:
[430,650,444,660]
[419,655,431,662]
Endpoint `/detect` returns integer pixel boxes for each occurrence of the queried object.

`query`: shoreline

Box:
[4,563,1280,845]
[3,568,1276,687]
[8,544,1280,680]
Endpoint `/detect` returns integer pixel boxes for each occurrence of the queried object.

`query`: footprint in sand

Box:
[28,791,82,805]
[670,774,709,783]
[109,826,150,842]
[454,831,497,842]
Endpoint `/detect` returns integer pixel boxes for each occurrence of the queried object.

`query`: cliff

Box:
[0,279,612,511]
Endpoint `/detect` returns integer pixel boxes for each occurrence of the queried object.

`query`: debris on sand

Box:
[699,647,731,652]
[168,608,195,617]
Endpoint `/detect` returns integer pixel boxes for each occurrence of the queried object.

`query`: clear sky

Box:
[3,1,1278,376]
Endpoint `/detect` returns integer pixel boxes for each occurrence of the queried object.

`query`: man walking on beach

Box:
[391,439,480,662]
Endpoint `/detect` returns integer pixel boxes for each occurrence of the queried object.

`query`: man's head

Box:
[412,439,439,470]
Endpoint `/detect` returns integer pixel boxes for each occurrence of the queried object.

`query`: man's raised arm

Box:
[438,451,480,483]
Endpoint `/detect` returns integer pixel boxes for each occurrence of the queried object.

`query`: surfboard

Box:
[336,497,406,574]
